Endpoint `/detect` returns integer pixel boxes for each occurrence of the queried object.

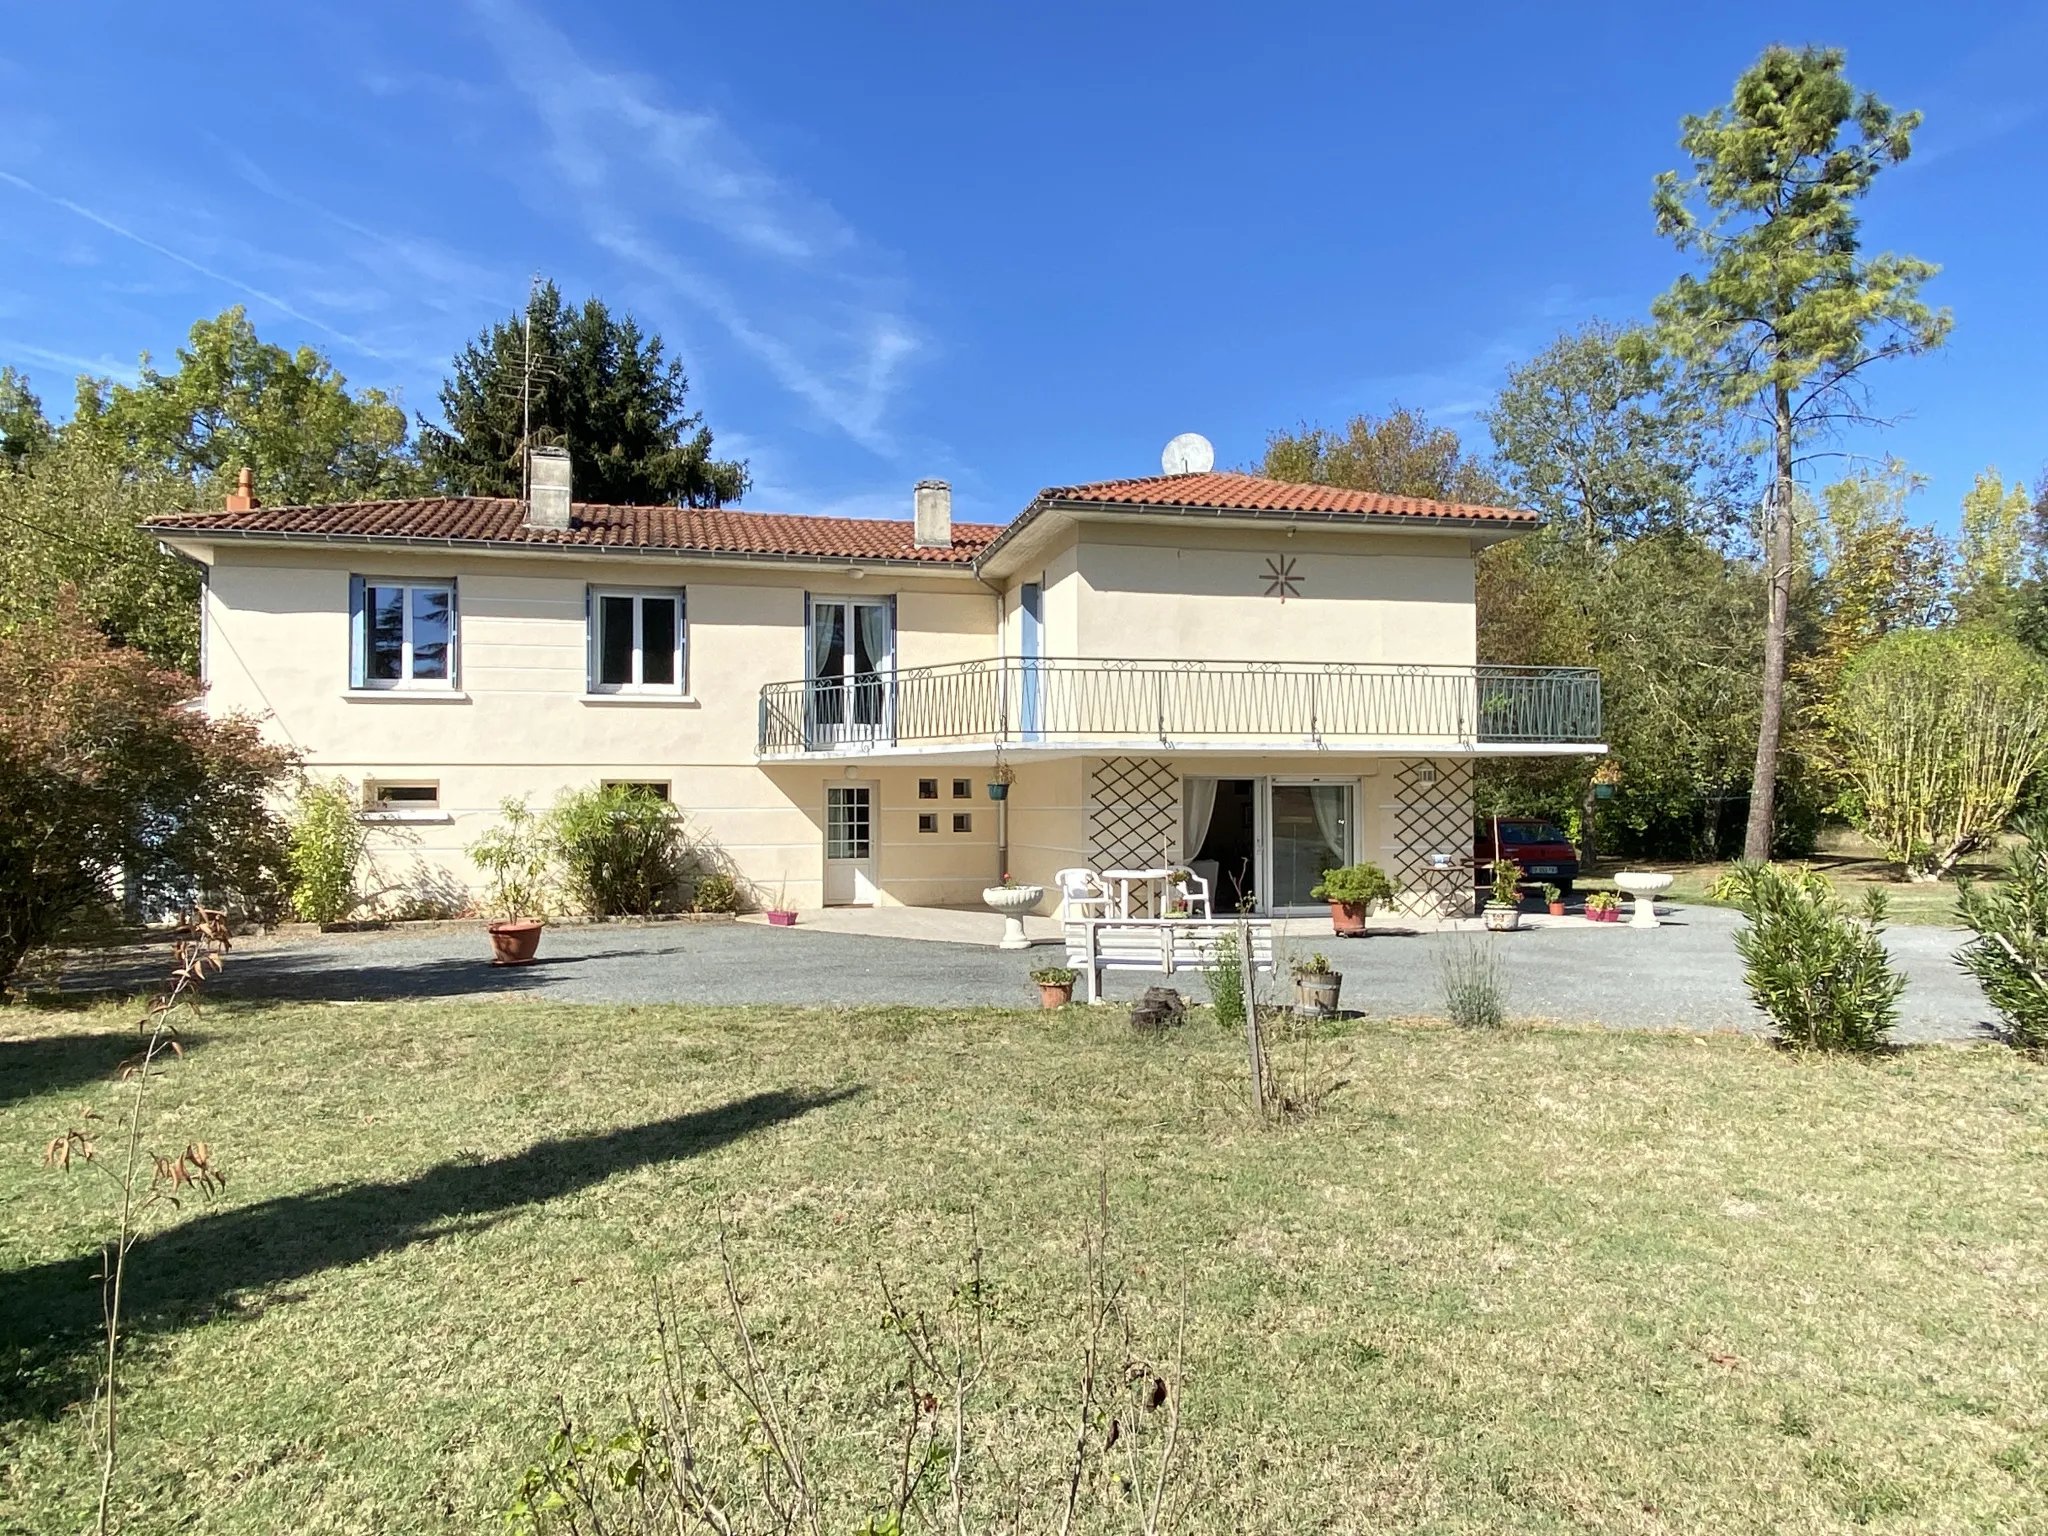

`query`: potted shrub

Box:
[1291,952,1343,1018]
[1585,891,1622,923]
[1541,882,1566,917]
[1311,862,1398,936]
[466,796,554,964]
[1483,857,1523,932]
[1032,965,1075,1008]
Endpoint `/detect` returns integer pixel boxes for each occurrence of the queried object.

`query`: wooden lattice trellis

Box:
[1390,758,1474,916]
[1086,757,1180,914]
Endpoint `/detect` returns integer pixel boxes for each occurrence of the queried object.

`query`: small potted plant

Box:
[1310,862,1398,936]
[1541,882,1566,917]
[987,762,1014,802]
[1585,890,1622,923]
[1291,952,1343,1018]
[1483,857,1523,932]
[1032,965,1075,1008]
[765,881,797,926]
[466,795,554,964]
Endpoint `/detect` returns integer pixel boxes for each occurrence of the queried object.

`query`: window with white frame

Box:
[590,589,685,693]
[351,578,456,688]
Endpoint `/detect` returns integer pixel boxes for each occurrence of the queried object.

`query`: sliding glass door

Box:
[1266,781,1355,913]
[807,598,894,748]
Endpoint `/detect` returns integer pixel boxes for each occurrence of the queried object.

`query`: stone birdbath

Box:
[983,883,1045,950]
[1613,870,1674,929]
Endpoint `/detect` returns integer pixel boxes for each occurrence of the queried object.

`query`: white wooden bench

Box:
[1063,918,1275,1004]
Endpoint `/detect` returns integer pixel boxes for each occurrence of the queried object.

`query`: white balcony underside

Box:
[759,736,1608,765]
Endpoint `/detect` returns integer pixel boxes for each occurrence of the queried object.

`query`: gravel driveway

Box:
[47,903,1998,1044]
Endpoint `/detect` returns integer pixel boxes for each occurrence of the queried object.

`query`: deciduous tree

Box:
[1831,628,2048,879]
[419,280,748,507]
[1485,321,1748,548]
[0,598,294,983]
[1953,468,2038,628]
[70,307,421,506]
[1260,405,1503,504]
[1653,44,1949,861]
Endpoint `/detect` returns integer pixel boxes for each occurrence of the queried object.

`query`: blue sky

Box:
[2,2,2043,529]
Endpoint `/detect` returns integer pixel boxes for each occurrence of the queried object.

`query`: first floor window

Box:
[592,589,684,692]
[352,578,456,687]
[370,782,440,810]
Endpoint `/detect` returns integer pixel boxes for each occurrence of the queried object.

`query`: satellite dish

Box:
[1161,432,1215,475]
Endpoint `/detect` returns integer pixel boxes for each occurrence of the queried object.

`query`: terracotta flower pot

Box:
[1328,901,1368,936]
[1038,982,1073,1009]
[1548,902,1566,917]
[488,919,543,966]
[766,910,798,927]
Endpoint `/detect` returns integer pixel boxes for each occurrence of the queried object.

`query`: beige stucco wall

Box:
[200,545,1002,911]
[1066,522,1476,664]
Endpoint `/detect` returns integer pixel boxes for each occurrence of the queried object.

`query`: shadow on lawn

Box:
[0,1084,860,1424]
[0,1031,213,1109]
[41,945,671,1004]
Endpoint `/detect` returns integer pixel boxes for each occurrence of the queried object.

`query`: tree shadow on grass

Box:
[0,1031,212,1109]
[0,1083,860,1424]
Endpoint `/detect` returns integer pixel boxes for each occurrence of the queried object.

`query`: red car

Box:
[1475,818,1580,894]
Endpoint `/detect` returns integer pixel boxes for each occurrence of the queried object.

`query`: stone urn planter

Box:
[1482,904,1522,932]
[983,883,1045,950]
[1613,870,1675,929]
[488,919,544,966]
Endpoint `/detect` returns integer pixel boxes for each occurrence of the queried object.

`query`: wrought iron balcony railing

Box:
[757,658,1601,757]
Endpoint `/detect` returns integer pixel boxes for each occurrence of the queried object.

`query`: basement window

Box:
[918,779,939,800]
[603,780,671,800]
[370,782,439,810]
[918,813,938,834]
[953,813,973,834]
[952,778,972,799]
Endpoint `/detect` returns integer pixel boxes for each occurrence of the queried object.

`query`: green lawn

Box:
[1588,854,1987,928]
[3,996,2045,1533]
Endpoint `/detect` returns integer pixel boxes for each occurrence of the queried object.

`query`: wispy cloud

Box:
[0,337,138,383]
[465,0,919,454]
[0,169,384,357]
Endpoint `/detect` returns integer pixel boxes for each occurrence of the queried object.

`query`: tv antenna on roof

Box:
[1161,432,1214,475]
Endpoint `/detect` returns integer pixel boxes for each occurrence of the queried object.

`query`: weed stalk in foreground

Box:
[43,909,231,1535]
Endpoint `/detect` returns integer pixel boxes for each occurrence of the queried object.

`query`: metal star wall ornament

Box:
[1262,555,1303,602]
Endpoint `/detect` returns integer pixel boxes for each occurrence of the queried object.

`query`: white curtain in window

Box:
[855,602,892,675]
[810,603,840,679]
[1311,785,1349,864]
[1182,777,1218,861]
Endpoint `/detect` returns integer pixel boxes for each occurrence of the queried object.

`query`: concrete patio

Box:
[43,901,1999,1044]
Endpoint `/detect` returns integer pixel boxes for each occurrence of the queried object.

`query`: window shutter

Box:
[585,585,595,693]
[446,579,460,688]
[348,575,366,689]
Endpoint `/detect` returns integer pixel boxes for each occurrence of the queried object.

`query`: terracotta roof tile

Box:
[1033,471,1536,525]
[144,497,1003,564]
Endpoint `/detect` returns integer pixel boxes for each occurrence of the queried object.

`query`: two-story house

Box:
[146,447,1602,918]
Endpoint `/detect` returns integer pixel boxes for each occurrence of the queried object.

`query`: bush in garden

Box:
[1955,819,2048,1049]
[1438,938,1506,1029]
[286,776,367,924]
[467,797,556,919]
[1309,862,1398,910]
[689,870,741,914]
[550,784,690,916]
[1721,862,1903,1051]
[0,597,293,983]
[1830,628,2048,880]
[1205,926,1246,1030]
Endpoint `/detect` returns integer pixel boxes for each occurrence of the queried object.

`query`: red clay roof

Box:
[144,497,1003,565]
[1034,471,1536,525]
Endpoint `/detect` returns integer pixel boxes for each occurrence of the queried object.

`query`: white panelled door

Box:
[824,783,879,905]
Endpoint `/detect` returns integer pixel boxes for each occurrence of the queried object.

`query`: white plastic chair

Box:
[1054,867,1112,921]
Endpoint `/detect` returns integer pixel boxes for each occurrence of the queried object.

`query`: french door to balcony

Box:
[807,597,894,749]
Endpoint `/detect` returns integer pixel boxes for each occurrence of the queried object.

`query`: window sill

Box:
[578,693,699,706]
[343,689,470,703]
[360,810,454,825]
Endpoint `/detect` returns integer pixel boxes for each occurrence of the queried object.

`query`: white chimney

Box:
[526,445,573,529]
[913,478,952,549]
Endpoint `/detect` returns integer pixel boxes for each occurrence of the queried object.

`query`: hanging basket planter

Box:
[986,782,1010,801]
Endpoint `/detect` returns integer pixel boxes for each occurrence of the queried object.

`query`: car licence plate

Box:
[1526,865,1558,875]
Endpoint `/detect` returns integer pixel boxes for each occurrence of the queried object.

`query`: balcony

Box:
[757,658,1602,759]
